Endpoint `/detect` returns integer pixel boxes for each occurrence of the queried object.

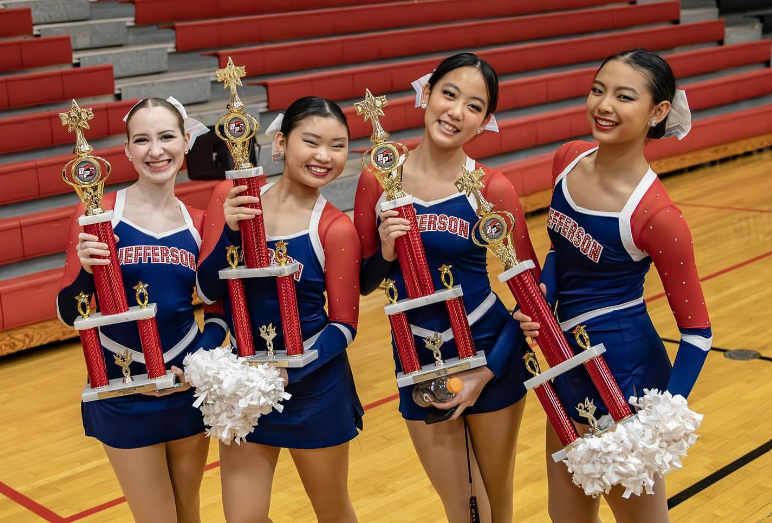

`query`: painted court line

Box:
[3,248,771,521]
[675,201,772,214]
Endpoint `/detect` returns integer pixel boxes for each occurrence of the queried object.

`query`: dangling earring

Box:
[476,128,482,135]
[420,101,427,110]
[649,119,657,127]
[184,148,189,155]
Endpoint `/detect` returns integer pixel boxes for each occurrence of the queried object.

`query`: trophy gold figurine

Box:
[356,90,486,387]
[215,59,316,368]
[61,100,176,401]
[456,165,632,461]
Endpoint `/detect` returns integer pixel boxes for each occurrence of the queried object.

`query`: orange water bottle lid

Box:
[447,377,463,394]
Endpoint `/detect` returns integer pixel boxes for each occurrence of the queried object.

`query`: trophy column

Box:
[60,99,175,401]
[214,57,316,368]
[355,89,486,387]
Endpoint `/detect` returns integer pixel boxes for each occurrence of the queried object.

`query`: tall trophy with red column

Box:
[60,100,177,401]
[355,89,486,387]
[455,166,633,461]
[214,57,316,368]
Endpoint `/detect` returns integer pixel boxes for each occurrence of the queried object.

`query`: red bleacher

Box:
[0,36,72,73]
[0,180,220,331]
[0,65,115,111]
[341,42,772,140]
[0,99,136,155]
[134,0,410,25]
[211,2,681,77]
[174,0,620,52]
[500,103,772,197]
[0,7,33,38]
[256,20,726,110]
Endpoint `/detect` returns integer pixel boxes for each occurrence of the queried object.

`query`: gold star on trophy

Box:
[133,281,150,309]
[214,57,259,171]
[59,99,95,156]
[354,89,390,144]
[75,291,92,318]
[216,57,247,113]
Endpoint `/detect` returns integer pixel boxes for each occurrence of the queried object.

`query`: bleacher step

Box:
[724,22,764,44]
[681,7,719,23]
[117,70,214,105]
[36,17,132,50]
[0,0,89,24]
[74,43,172,78]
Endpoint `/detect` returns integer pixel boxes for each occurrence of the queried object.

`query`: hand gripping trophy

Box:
[356,89,486,386]
[60,100,176,401]
[215,57,316,367]
[455,165,633,461]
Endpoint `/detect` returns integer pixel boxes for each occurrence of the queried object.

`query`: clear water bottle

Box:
[412,377,464,407]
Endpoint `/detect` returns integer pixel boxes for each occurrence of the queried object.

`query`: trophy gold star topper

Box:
[215,57,259,171]
[59,100,112,216]
[455,165,519,270]
[355,89,409,201]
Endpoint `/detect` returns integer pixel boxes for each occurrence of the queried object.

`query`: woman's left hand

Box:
[143,366,190,397]
[431,366,495,421]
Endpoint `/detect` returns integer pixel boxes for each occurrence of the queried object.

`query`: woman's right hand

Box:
[378,209,410,261]
[512,283,547,338]
[224,185,263,232]
[76,232,118,274]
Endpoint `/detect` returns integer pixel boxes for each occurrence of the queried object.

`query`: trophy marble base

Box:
[523,344,607,390]
[73,303,157,330]
[82,370,177,402]
[219,263,299,280]
[244,349,319,368]
[384,286,463,316]
[396,351,487,387]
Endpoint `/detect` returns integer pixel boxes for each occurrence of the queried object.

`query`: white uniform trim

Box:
[681,333,713,352]
[112,188,126,226]
[554,146,597,187]
[331,322,354,346]
[558,297,644,332]
[98,321,200,364]
[309,194,327,269]
[204,317,228,334]
[409,291,496,342]
[196,273,215,304]
[111,189,201,245]
[180,203,202,248]
[462,156,479,212]
[618,169,657,262]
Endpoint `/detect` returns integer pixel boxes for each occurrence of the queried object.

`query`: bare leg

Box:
[603,473,669,523]
[406,418,492,523]
[290,443,358,523]
[103,443,178,523]
[465,399,526,523]
[219,441,281,523]
[544,422,602,523]
[165,433,210,523]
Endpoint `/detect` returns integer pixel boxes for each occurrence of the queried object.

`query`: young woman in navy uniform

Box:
[197,97,362,523]
[354,53,540,523]
[516,48,712,523]
[57,97,227,523]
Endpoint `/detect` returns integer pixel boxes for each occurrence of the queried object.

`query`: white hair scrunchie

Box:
[122,96,210,149]
[264,112,285,162]
[662,89,691,140]
[411,72,499,133]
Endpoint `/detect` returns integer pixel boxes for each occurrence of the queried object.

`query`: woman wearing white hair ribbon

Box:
[354,52,540,523]
[515,48,706,522]
[56,97,228,522]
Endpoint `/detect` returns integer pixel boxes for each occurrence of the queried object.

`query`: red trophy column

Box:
[274,241,303,357]
[224,246,255,357]
[384,280,422,375]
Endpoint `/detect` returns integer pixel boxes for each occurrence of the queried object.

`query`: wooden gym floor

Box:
[1,150,771,523]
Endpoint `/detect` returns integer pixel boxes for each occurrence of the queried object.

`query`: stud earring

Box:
[476,128,482,135]
[184,148,189,155]
[649,119,657,127]
[128,156,133,161]
[420,102,427,110]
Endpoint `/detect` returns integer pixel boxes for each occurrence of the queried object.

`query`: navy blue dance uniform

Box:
[542,142,713,422]
[354,157,540,421]
[197,180,363,449]
[57,189,228,449]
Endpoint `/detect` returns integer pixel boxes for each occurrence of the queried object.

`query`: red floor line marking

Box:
[0,480,66,523]
[10,250,772,522]
[675,201,772,214]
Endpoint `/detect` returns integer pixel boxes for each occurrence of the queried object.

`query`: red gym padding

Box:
[0,99,137,155]
[134,0,409,25]
[211,2,681,77]
[0,65,115,111]
[0,36,72,73]
[0,7,33,38]
[174,0,621,52]
[256,20,726,110]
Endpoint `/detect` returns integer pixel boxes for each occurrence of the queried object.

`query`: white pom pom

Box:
[563,389,702,498]
[183,347,290,445]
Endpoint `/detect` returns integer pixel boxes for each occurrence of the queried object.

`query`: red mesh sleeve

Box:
[320,207,362,329]
[481,167,541,279]
[197,180,232,267]
[635,203,710,330]
[353,169,385,259]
